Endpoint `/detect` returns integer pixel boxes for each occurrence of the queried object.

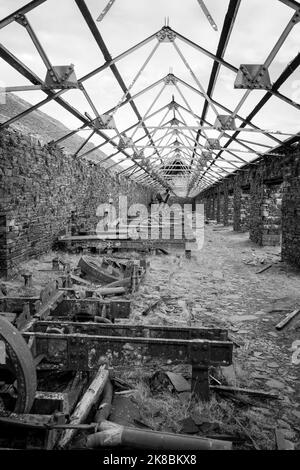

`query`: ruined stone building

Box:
[0,0,299,453]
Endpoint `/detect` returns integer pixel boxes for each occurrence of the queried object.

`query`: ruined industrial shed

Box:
[0,0,299,453]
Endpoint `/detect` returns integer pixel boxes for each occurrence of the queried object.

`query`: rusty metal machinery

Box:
[21,321,232,401]
[0,317,37,414]
[0,313,233,414]
[0,266,233,449]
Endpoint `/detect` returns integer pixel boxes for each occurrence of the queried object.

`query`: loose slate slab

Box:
[228,315,258,322]
[265,379,285,390]
[179,417,199,434]
[275,429,295,450]
[165,372,191,393]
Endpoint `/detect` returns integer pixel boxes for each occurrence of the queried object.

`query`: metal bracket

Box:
[91,114,117,130]
[292,8,300,23]
[172,139,181,147]
[14,13,29,27]
[118,133,134,150]
[170,117,180,126]
[214,114,236,131]
[133,149,144,160]
[44,65,78,90]
[164,73,178,85]
[234,64,272,90]
[202,151,213,163]
[168,100,179,109]
[205,138,221,150]
[156,27,177,43]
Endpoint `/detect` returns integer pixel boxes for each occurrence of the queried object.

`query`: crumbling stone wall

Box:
[194,148,300,266]
[261,182,283,246]
[217,191,224,224]
[240,189,251,232]
[233,176,250,232]
[249,168,264,244]
[211,194,217,220]
[282,175,300,266]
[0,129,153,277]
[228,191,234,225]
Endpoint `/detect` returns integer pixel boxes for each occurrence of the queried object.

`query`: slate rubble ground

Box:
[2,226,300,447]
[132,226,300,446]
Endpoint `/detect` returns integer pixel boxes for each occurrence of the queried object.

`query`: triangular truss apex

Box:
[156,26,177,43]
[164,73,178,85]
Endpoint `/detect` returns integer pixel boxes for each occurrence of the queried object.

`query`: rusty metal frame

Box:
[22,320,233,399]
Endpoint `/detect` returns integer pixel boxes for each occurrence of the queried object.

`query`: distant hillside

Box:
[0,93,118,169]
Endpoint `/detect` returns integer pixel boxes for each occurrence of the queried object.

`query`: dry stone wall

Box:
[0,129,153,277]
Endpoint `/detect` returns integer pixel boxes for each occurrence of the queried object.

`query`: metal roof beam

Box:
[0,0,47,30]
[192,0,241,165]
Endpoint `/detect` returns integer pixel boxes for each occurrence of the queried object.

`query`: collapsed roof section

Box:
[0,0,299,196]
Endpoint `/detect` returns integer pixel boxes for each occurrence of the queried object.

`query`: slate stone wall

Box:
[0,129,153,277]
[194,149,300,266]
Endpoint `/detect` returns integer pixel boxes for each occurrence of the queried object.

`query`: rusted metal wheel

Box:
[0,317,37,413]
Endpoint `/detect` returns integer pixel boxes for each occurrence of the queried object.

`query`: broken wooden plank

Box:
[210,385,278,399]
[57,365,109,449]
[70,274,92,286]
[141,299,161,316]
[59,286,126,296]
[256,264,273,274]
[156,247,169,255]
[275,309,300,331]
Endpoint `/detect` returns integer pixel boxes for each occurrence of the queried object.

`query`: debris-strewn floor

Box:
[126,225,300,449]
[2,225,299,449]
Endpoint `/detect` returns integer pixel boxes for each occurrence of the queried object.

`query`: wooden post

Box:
[57,365,109,449]
[192,366,210,401]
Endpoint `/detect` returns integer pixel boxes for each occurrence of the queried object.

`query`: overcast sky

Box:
[0,0,299,190]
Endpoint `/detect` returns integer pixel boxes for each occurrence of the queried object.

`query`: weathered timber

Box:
[275,309,300,330]
[58,365,109,449]
[210,385,278,399]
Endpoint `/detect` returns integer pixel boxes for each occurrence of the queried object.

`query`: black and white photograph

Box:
[0,0,299,458]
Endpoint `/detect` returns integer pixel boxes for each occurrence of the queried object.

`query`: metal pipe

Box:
[84,420,232,450]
